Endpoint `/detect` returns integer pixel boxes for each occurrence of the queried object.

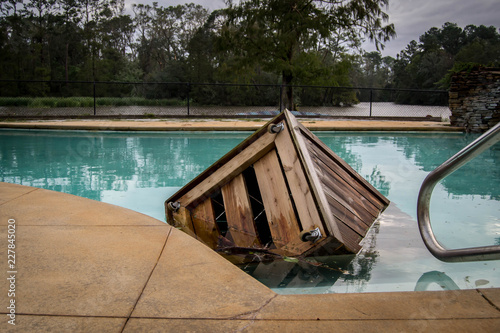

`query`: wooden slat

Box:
[178,131,277,208]
[254,149,301,247]
[307,139,386,212]
[299,123,390,207]
[276,234,326,257]
[190,198,220,249]
[321,175,375,224]
[307,139,385,210]
[310,152,382,224]
[221,173,261,247]
[283,111,344,243]
[171,207,197,239]
[317,167,380,223]
[278,236,347,258]
[333,219,363,253]
[324,193,368,237]
[274,122,327,238]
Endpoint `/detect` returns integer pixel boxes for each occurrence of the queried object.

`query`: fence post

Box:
[93,81,96,116]
[369,89,373,117]
[279,84,283,111]
[187,82,190,116]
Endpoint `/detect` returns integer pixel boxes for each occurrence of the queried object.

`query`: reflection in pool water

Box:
[414,271,460,291]
[0,129,498,293]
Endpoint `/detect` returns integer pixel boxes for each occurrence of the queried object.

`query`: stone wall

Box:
[449,67,500,132]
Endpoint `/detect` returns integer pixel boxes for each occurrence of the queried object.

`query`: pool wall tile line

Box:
[0,182,499,332]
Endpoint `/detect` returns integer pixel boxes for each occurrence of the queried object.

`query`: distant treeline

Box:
[0,0,498,106]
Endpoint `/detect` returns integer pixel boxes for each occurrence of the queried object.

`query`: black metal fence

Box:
[0,80,450,120]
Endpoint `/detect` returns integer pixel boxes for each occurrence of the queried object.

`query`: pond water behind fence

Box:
[0,102,451,119]
[0,129,498,293]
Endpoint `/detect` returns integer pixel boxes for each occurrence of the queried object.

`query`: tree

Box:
[392,22,500,105]
[455,39,500,65]
[133,3,209,81]
[219,0,395,109]
[456,24,500,65]
[361,51,382,87]
[186,10,222,83]
[439,22,465,56]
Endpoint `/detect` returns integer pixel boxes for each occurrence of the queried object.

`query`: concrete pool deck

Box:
[0,118,462,132]
[1,182,499,332]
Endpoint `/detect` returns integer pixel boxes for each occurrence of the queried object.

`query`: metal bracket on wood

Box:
[268,122,284,134]
[167,201,181,212]
[300,227,322,243]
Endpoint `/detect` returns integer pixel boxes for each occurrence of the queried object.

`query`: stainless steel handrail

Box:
[417,121,500,262]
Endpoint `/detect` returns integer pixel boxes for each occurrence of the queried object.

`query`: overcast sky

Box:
[125,0,500,58]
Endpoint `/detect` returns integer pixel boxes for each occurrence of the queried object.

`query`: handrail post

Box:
[417,121,500,262]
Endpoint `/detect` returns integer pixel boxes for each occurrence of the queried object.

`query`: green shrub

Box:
[55,98,79,107]
[30,98,57,108]
[0,96,187,107]
[0,97,31,106]
[78,97,94,107]
[96,97,111,106]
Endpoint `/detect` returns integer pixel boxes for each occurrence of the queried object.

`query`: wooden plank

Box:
[190,198,220,249]
[254,149,301,247]
[178,131,277,208]
[324,192,368,237]
[320,178,376,228]
[303,236,347,257]
[276,233,325,257]
[307,139,385,210]
[307,139,387,212]
[298,123,390,207]
[283,110,344,243]
[333,218,363,253]
[320,174,374,223]
[311,153,382,224]
[221,173,261,247]
[274,122,327,238]
[170,207,197,239]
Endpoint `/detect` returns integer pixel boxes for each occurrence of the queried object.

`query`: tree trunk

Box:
[281,71,294,111]
[65,43,69,82]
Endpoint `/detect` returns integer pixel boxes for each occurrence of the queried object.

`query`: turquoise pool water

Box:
[1,129,499,293]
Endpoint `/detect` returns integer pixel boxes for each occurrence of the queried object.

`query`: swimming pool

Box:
[1,129,499,293]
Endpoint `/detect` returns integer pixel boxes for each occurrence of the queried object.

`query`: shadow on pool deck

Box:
[1,182,499,332]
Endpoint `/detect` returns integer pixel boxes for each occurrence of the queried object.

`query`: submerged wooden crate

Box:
[165,110,389,260]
